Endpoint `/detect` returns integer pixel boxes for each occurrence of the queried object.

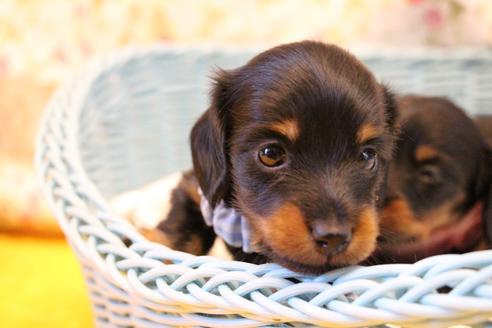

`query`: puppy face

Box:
[372,96,490,263]
[191,41,398,274]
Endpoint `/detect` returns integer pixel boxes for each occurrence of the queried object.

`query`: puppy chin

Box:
[261,238,374,275]
[265,247,334,275]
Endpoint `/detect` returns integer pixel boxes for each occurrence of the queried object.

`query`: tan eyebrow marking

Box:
[270,119,299,141]
[357,123,382,144]
[415,145,439,162]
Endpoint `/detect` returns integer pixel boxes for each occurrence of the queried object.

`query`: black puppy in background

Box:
[369,96,492,264]
[112,41,400,274]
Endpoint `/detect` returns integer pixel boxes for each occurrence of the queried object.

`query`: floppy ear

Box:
[382,86,399,134]
[375,86,400,208]
[190,69,235,207]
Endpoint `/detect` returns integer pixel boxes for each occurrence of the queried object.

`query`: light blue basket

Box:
[36,45,492,327]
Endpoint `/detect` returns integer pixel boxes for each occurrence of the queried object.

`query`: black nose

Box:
[311,222,351,256]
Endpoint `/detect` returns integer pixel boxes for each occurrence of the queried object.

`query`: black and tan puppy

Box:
[369,96,491,264]
[113,41,399,274]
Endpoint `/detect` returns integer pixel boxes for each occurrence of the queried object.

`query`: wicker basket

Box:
[36,46,492,327]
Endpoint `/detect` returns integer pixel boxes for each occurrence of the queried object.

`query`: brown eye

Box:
[360,148,378,170]
[258,144,286,167]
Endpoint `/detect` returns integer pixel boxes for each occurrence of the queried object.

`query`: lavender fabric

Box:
[198,189,256,253]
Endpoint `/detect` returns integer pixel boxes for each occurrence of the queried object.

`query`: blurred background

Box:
[1,0,491,327]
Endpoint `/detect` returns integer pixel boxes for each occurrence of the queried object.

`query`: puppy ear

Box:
[376,86,399,208]
[190,69,234,207]
[382,86,399,133]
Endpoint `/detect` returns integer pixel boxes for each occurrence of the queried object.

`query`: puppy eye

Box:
[258,144,286,167]
[418,165,440,184]
[360,148,378,170]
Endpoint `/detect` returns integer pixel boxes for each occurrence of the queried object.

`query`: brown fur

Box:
[357,123,381,144]
[143,227,204,255]
[415,145,438,162]
[260,203,326,266]
[141,228,171,246]
[179,171,201,205]
[270,119,300,141]
[380,195,464,243]
[331,207,379,265]
[380,199,426,240]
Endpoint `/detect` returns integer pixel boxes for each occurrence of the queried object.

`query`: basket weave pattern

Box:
[36,47,492,327]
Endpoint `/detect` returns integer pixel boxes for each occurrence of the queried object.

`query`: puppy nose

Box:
[311,222,351,256]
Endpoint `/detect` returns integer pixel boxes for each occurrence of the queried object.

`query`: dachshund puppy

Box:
[112,41,399,274]
[369,95,491,264]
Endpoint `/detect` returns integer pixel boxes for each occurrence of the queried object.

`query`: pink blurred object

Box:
[425,7,444,29]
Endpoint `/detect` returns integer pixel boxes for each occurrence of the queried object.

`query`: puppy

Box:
[368,95,491,264]
[112,41,399,274]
